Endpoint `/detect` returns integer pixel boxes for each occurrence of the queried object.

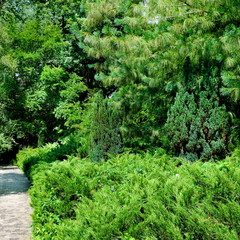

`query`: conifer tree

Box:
[90,92,123,162]
[79,0,240,151]
[165,79,230,161]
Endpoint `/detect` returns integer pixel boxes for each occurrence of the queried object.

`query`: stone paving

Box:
[0,166,33,240]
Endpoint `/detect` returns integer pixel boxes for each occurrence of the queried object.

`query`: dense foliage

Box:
[90,92,123,162]
[16,136,78,180]
[17,148,240,239]
[166,86,230,161]
[2,0,240,239]
[1,0,240,158]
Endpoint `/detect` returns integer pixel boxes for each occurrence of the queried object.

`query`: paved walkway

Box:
[0,166,32,240]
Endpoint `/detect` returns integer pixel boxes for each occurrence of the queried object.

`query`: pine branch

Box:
[178,0,209,13]
[166,10,204,19]
[178,0,191,8]
[168,4,187,7]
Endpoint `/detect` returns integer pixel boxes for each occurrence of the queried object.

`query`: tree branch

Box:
[166,10,204,19]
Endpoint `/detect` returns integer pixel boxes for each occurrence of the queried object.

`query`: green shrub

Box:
[90,91,123,162]
[29,159,91,239]
[29,150,240,239]
[17,137,77,180]
[165,87,230,161]
[0,133,13,154]
[0,106,15,156]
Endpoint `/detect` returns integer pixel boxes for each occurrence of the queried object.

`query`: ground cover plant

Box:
[16,149,240,240]
[16,136,78,180]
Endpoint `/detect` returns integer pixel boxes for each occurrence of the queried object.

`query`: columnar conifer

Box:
[90,92,123,162]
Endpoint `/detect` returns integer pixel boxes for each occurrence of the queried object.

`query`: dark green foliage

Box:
[25,150,240,240]
[90,92,123,161]
[165,86,230,161]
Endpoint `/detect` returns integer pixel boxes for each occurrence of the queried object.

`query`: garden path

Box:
[0,166,32,240]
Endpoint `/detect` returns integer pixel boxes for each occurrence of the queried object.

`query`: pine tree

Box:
[90,92,123,162]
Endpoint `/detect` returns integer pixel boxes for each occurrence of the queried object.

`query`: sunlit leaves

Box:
[0,21,16,71]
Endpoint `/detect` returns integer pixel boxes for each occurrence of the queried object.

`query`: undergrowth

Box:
[16,136,77,180]
[18,148,240,240]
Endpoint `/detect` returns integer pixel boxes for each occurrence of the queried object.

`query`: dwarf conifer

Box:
[165,78,230,161]
[90,92,123,162]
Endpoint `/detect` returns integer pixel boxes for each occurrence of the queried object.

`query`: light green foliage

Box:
[29,159,91,239]
[17,137,78,180]
[26,150,240,239]
[53,75,90,158]
[23,65,66,145]
[26,66,66,111]
[90,92,123,161]
[0,20,17,155]
[0,0,95,153]
[0,102,15,155]
[0,13,66,148]
[78,0,170,150]
[54,73,88,129]
[0,133,13,154]
[165,86,229,161]
[0,21,16,71]
[219,24,240,103]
